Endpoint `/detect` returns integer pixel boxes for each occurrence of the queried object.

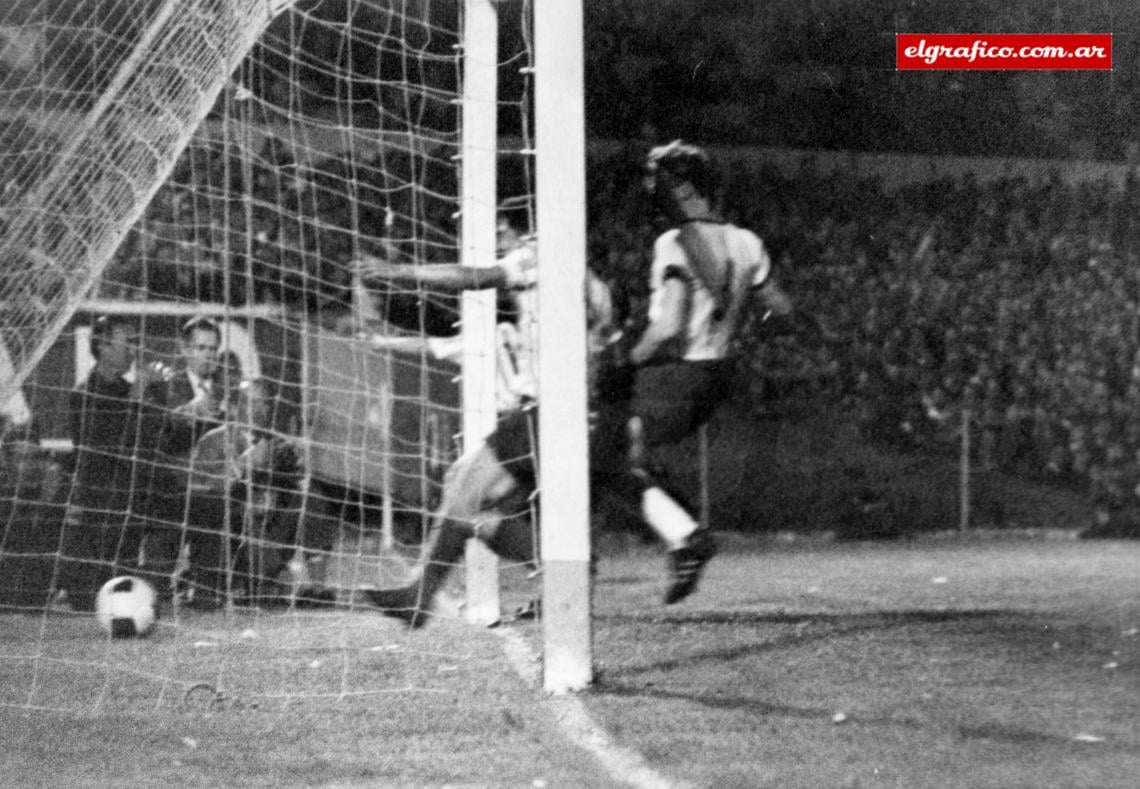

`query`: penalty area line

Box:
[493,626,687,789]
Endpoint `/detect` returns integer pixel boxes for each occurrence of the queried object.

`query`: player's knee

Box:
[484,514,537,564]
[439,446,501,514]
[435,516,478,541]
[443,445,483,488]
[483,472,517,504]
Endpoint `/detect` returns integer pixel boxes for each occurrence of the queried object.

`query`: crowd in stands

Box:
[82,137,1140,528]
[591,148,1140,528]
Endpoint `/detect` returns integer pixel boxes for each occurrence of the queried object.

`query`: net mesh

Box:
[0,0,280,397]
[0,0,538,713]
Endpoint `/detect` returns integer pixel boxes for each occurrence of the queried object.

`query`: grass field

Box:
[1,533,1137,788]
[583,534,1140,788]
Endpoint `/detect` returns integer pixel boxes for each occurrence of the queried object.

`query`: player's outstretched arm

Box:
[353,254,509,292]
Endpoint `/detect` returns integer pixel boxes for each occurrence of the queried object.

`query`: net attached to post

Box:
[0,0,537,714]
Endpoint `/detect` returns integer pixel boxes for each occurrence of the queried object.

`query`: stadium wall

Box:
[218,122,1140,190]
[6,110,1130,191]
[198,120,1140,191]
[204,120,1140,190]
[712,143,1140,191]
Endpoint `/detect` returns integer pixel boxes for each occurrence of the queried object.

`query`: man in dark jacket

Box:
[146,316,230,603]
[59,316,154,610]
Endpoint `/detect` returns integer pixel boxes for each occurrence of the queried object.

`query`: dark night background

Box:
[580,0,1138,161]
[4,0,1137,160]
[6,0,1140,538]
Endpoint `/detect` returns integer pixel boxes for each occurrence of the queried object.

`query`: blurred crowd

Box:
[31,138,1140,528]
[590,148,1140,528]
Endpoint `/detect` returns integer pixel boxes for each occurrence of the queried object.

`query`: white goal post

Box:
[463,0,594,689]
[460,0,503,627]
[534,0,592,693]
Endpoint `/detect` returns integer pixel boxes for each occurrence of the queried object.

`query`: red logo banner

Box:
[896,33,1112,70]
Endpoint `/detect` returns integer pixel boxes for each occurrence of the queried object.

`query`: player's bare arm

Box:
[353,254,510,292]
[755,276,793,318]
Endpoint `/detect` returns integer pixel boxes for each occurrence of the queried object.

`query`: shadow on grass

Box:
[588,680,1129,753]
[594,608,1032,676]
[588,606,1140,757]
[592,607,1140,753]
[601,608,1017,627]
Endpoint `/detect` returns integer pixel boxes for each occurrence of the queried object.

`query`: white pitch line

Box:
[494,627,688,789]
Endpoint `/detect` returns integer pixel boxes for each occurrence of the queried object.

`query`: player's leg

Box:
[110,509,148,580]
[250,487,299,602]
[56,507,103,611]
[179,490,229,607]
[628,361,721,603]
[627,361,703,549]
[365,441,525,627]
[133,470,187,600]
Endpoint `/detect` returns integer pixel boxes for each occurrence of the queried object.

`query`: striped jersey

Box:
[647,222,770,361]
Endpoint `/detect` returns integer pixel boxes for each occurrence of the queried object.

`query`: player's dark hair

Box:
[89,315,131,359]
[180,316,221,343]
[645,141,720,203]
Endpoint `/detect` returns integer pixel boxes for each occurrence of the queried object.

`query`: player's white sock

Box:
[641,486,698,551]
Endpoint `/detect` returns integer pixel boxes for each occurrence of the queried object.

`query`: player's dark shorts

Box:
[484,360,735,486]
[484,401,633,488]
[485,405,539,489]
[632,358,736,447]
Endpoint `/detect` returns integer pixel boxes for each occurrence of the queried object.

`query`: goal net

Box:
[0,0,557,713]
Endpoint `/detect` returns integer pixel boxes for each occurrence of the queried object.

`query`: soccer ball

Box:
[95,576,158,638]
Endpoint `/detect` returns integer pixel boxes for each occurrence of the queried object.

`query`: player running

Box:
[354,209,702,625]
[627,139,795,600]
[358,143,800,626]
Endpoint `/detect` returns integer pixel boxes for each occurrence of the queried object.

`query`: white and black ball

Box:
[95,576,158,638]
